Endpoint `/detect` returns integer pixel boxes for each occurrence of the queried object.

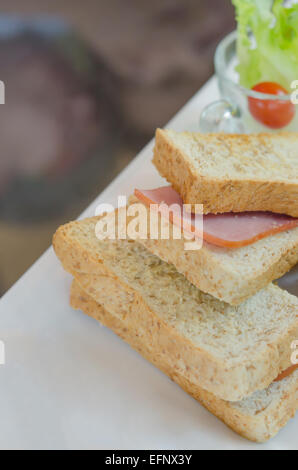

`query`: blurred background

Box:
[0,0,235,296]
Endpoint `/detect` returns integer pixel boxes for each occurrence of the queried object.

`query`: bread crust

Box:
[70,280,298,443]
[53,220,298,402]
[153,129,298,217]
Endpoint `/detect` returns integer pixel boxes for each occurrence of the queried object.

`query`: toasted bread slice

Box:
[71,280,298,443]
[53,218,298,402]
[153,129,298,217]
[128,197,298,305]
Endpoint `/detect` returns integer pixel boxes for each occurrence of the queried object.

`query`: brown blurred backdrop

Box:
[0,0,235,295]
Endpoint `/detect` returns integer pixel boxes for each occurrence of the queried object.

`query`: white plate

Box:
[0,77,297,450]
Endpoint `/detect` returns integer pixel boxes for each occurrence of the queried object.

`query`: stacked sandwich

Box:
[54,130,298,443]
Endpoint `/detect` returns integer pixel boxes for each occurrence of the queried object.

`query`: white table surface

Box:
[0,77,297,450]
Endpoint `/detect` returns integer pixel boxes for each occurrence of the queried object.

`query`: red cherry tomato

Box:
[248,82,295,129]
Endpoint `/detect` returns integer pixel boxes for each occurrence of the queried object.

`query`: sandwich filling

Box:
[135,186,298,248]
[275,364,298,382]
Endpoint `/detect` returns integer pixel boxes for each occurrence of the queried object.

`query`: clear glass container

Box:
[200,31,298,133]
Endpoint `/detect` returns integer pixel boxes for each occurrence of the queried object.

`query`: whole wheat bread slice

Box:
[53,218,298,402]
[153,129,298,217]
[128,197,298,305]
[71,279,298,443]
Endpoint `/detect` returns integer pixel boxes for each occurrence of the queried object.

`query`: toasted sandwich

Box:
[53,129,298,443]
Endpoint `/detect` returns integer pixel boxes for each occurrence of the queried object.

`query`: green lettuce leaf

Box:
[232,0,298,90]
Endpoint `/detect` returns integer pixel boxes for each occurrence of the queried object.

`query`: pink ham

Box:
[134,186,298,248]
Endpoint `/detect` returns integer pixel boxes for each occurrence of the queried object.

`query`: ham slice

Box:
[274,364,298,382]
[134,186,298,248]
